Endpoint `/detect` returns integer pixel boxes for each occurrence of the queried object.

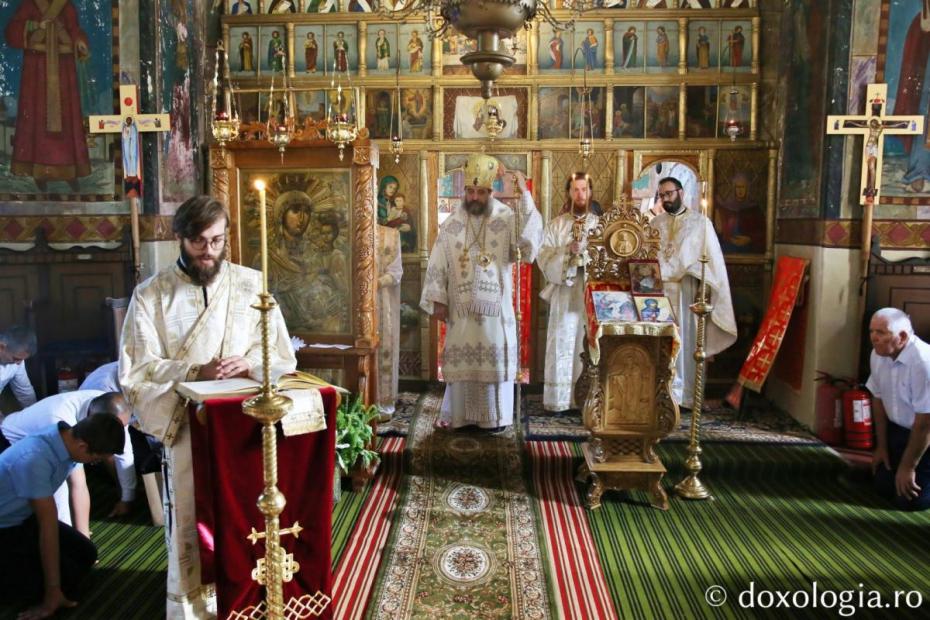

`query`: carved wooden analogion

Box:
[578,199,681,511]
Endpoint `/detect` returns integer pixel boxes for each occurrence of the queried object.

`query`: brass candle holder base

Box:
[674,449,714,501]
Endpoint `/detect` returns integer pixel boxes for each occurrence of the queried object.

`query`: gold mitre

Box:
[464,153,501,190]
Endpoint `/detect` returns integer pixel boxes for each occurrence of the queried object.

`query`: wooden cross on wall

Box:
[826,83,924,371]
[827,83,923,206]
[88,85,171,282]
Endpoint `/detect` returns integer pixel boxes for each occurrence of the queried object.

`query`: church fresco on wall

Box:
[779,0,832,218]
[877,0,930,207]
[0,0,116,199]
[159,0,201,207]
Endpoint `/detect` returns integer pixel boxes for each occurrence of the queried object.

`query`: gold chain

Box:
[465,214,488,257]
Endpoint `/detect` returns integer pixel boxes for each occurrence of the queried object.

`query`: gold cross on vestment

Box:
[826,83,923,206]
[88,85,171,283]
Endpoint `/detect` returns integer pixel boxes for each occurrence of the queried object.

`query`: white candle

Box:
[255,179,268,294]
[700,181,708,256]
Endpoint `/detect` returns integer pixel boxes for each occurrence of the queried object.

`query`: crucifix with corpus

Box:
[826,82,924,358]
[88,85,170,282]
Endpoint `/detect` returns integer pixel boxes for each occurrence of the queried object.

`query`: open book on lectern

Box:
[176,370,348,402]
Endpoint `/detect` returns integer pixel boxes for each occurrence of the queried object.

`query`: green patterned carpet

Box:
[0,462,375,620]
[4,429,929,619]
[576,442,930,619]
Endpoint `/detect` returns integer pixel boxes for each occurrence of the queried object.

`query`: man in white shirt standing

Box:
[0,391,132,533]
[867,307,930,511]
[0,325,38,412]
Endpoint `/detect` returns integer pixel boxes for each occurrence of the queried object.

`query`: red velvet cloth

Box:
[189,389,336,620]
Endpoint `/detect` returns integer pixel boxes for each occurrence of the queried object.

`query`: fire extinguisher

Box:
[57,367,79,394]
[814,372,846,446]
[842,385,873,450]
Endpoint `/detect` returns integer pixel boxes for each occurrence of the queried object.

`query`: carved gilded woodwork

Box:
[578,199,679,511]
[585,198,660,289]
[209,140,379,402]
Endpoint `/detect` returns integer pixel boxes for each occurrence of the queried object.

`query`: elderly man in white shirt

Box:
[0,390,133,532]
[0,325,38,412]
[867,307,930,511]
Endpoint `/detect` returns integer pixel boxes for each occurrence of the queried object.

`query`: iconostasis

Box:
[221,0,775,387]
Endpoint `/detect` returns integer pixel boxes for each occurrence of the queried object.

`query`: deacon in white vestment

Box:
[537,172,600,412]
[651,177,736,408]
[377,225,403,416]
[420,154,543,430]
[119,196,296,619]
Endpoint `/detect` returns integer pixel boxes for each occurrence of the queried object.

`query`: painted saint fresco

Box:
[779,0,829,216]
[882,0,930,204]
[160,0,200,205]
[0,0,115,197]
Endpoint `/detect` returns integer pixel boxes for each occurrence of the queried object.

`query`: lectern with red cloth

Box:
[189,388,337,620]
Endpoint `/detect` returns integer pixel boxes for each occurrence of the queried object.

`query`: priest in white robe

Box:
[420,154,543,430]
[377,224,403,416]
[537,172,600,412]
[119,196,296,619]
[651,177,736,408]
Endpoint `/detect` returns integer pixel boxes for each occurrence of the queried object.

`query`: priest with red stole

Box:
[4,0,91,189]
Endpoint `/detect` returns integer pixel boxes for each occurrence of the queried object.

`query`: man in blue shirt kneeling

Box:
[0,411,125,618]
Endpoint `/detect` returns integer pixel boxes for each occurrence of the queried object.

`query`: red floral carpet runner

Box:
[332,436,405,619]
[529,441,619,620]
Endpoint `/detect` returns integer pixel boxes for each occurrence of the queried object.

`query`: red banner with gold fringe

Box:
[737,256,809,391]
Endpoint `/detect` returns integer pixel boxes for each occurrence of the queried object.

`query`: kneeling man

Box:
[868,308,930,511]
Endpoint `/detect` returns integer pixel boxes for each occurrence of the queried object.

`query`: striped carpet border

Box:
[332,436,405,620]
[529,441,618,620]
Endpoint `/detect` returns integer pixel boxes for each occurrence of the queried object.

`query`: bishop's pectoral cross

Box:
[88,85,171,282]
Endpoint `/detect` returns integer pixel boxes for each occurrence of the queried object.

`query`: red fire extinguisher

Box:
[814,372,845,446]
[842,385,873,450]
[57,367,79,394]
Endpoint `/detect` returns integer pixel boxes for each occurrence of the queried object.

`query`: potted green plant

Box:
[334,395,380,499]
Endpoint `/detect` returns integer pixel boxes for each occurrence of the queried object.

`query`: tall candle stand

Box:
[229,181,331,620]
[675,183,713,501]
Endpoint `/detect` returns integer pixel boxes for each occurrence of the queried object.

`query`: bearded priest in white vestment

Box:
[420,154,543,430]
[538,172,600,412]
[119,196,296,619]
[377,224,403,416]
[651,177,736,408]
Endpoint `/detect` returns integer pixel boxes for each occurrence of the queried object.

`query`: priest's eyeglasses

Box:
[658,189,682,200]
[187,235,227,250]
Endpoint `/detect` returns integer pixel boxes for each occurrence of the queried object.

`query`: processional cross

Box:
[827,84,923,271]
[88,85,171,282]
[826,83,923,359]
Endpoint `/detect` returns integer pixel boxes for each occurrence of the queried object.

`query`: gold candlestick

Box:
[675,184,713,501]
[230,182,331,620]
